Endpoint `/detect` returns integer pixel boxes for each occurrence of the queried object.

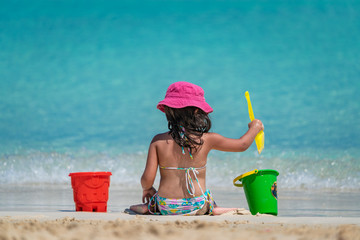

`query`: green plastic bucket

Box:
[233,169,279,215]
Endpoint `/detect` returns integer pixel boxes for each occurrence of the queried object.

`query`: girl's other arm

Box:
[208,119,264,152]
[140,138,158,202]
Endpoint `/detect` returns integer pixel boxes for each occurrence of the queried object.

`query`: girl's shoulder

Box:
[151,132,172,143]
[202,132,228,148]
[202,132,221,140]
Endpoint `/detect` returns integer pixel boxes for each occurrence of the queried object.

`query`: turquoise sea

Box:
[0,0,359,192]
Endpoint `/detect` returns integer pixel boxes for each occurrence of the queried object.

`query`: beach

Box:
[1,211,360,240]
[1,0,360,239]
[1,185,360,240]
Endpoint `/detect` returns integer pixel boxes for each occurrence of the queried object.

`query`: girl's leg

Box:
[129,203,149,214]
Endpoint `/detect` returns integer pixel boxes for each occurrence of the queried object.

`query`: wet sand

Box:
[1,184,359,217]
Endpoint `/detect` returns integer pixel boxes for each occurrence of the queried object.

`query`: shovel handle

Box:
[245,91,255,121]
[233,169,258,187]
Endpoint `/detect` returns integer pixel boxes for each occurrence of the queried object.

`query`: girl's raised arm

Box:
[207,119,264,152]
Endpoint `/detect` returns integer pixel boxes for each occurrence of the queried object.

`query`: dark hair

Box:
[164,106,212,154]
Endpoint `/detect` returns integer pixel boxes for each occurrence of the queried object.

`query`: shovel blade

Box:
[255,130,264,154]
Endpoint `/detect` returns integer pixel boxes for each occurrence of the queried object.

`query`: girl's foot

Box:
[213,207,250,215]
[130,203,149,214]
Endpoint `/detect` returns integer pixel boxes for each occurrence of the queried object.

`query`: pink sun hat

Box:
[157,81,213,113]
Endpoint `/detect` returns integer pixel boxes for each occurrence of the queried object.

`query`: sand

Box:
[2,185,360,216]
[1,185,360,240]
[1,212,360,240]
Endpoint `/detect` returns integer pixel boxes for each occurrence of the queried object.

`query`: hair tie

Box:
[179,126,193,159]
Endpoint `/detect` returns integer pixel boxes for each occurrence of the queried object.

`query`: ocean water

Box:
[1,0,359,191]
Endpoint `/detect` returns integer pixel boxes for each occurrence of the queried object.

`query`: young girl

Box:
[130,81,264,216]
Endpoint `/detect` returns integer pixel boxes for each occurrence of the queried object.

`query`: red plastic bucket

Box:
[69,172,112,212]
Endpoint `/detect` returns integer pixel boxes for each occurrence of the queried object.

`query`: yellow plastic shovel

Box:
[245,91,264,154]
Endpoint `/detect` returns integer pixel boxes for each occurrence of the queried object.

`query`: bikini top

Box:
[159,165,206,198]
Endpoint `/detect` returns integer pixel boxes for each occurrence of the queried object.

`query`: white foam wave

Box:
[0,148,359,191]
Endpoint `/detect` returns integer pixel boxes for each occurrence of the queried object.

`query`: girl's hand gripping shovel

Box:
[245,91,264,154]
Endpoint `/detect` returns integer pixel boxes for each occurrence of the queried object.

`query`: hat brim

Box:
[157,98,213,113]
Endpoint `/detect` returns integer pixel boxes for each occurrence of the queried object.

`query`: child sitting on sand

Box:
[130,82,264,215]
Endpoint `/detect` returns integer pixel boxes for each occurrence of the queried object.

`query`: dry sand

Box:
[1,212,360,240]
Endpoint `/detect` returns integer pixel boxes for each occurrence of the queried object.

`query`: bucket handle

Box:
[233,169,258,187]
